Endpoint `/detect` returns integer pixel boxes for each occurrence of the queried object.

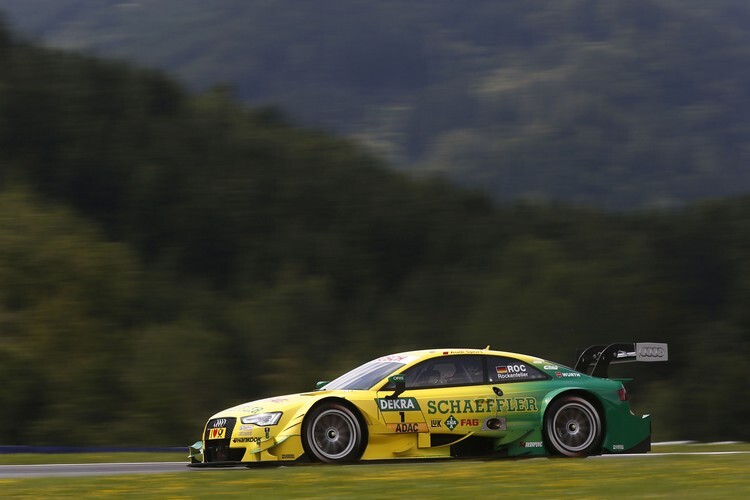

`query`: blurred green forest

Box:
[1,0,750,208]
[0,17,749,447]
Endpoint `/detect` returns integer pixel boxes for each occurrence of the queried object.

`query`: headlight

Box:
[240,412,283,426]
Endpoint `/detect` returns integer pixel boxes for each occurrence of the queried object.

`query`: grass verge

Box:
[1,443,748,498]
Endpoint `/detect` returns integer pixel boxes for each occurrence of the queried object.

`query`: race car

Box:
[188,342,667,465]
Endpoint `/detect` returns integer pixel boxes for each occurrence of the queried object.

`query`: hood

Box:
[210,392,326,420]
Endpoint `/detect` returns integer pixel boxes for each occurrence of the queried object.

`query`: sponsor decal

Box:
[558,371,581,378]
[233,437,262,444]
[497,372,530,380]
[430,419,442,428]
[281,454,295,459]
[427,398,538,414]
[638,346,666,358]
[520,441,544,448]
[212,419,227,428]
[243,406,263,415]
[543,365,559,370]
[208,428,226,440]
[460,418,479,427]
[387,422,426,433]
[377,397,421,411]
[375,354,417,363]
[613,444,624,450]
[239,425,255,431]
[269,397,289,403]
[445,415,458,431]
[496,364,529,379]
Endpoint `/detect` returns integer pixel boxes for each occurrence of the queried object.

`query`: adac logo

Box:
[376,397,421,412]
[445,415,458,431]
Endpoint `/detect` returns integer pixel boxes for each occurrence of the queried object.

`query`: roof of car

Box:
[382,348,548,366]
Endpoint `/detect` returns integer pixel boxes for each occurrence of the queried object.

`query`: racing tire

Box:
[302,402,365,463]
[544,395,602,457]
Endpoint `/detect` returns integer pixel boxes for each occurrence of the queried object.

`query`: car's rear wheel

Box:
[303,402,364,463]
[544,395,602,457]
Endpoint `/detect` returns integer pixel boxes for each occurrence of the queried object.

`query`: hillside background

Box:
[2,0,750,208]
[0,2,749,446]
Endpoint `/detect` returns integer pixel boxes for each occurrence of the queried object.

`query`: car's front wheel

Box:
[302,402,365,463]
[544,395,602,457]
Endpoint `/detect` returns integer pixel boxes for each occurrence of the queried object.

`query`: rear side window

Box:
[399,355,485,389]
[487,356,548,383]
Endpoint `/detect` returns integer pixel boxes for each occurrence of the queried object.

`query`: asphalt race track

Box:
[2,450,750,478]
[0,462,190,478]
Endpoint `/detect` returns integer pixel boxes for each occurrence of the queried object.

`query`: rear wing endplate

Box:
[574,342,668,378]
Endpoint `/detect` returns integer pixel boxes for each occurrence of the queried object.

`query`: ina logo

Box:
[445,415,458,431]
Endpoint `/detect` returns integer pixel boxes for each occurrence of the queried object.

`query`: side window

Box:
[402,355,484,389]
[487,356,548,383]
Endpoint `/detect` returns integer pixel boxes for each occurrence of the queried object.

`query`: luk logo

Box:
[377,397,421,411]
[430,419,442,428]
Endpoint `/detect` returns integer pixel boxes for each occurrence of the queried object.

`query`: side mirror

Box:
[316,381,330,390]
[385,374,406,399]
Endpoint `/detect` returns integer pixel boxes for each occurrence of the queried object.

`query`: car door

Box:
[484,355,550,445]
[377,354,500,436]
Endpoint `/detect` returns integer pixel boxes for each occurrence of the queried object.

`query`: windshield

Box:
[320,360,404,391]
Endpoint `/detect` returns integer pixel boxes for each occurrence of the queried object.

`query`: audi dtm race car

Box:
[188,343,667,466]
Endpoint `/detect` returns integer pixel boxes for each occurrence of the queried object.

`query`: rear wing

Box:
[574,342,668,378]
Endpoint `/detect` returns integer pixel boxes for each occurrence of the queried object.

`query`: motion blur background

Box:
[0,0,748,447]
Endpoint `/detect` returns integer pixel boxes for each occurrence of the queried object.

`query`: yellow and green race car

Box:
[188,343,667,465]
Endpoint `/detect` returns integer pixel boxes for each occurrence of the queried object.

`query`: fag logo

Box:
[208,428,226,439]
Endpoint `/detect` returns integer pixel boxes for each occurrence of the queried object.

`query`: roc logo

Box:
[445,415,458,431]
[376,397,421,412]
[208,428,226,440]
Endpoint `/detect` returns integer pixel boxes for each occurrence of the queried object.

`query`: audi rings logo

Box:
[213,418,227,428]
[638,346,665,358]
